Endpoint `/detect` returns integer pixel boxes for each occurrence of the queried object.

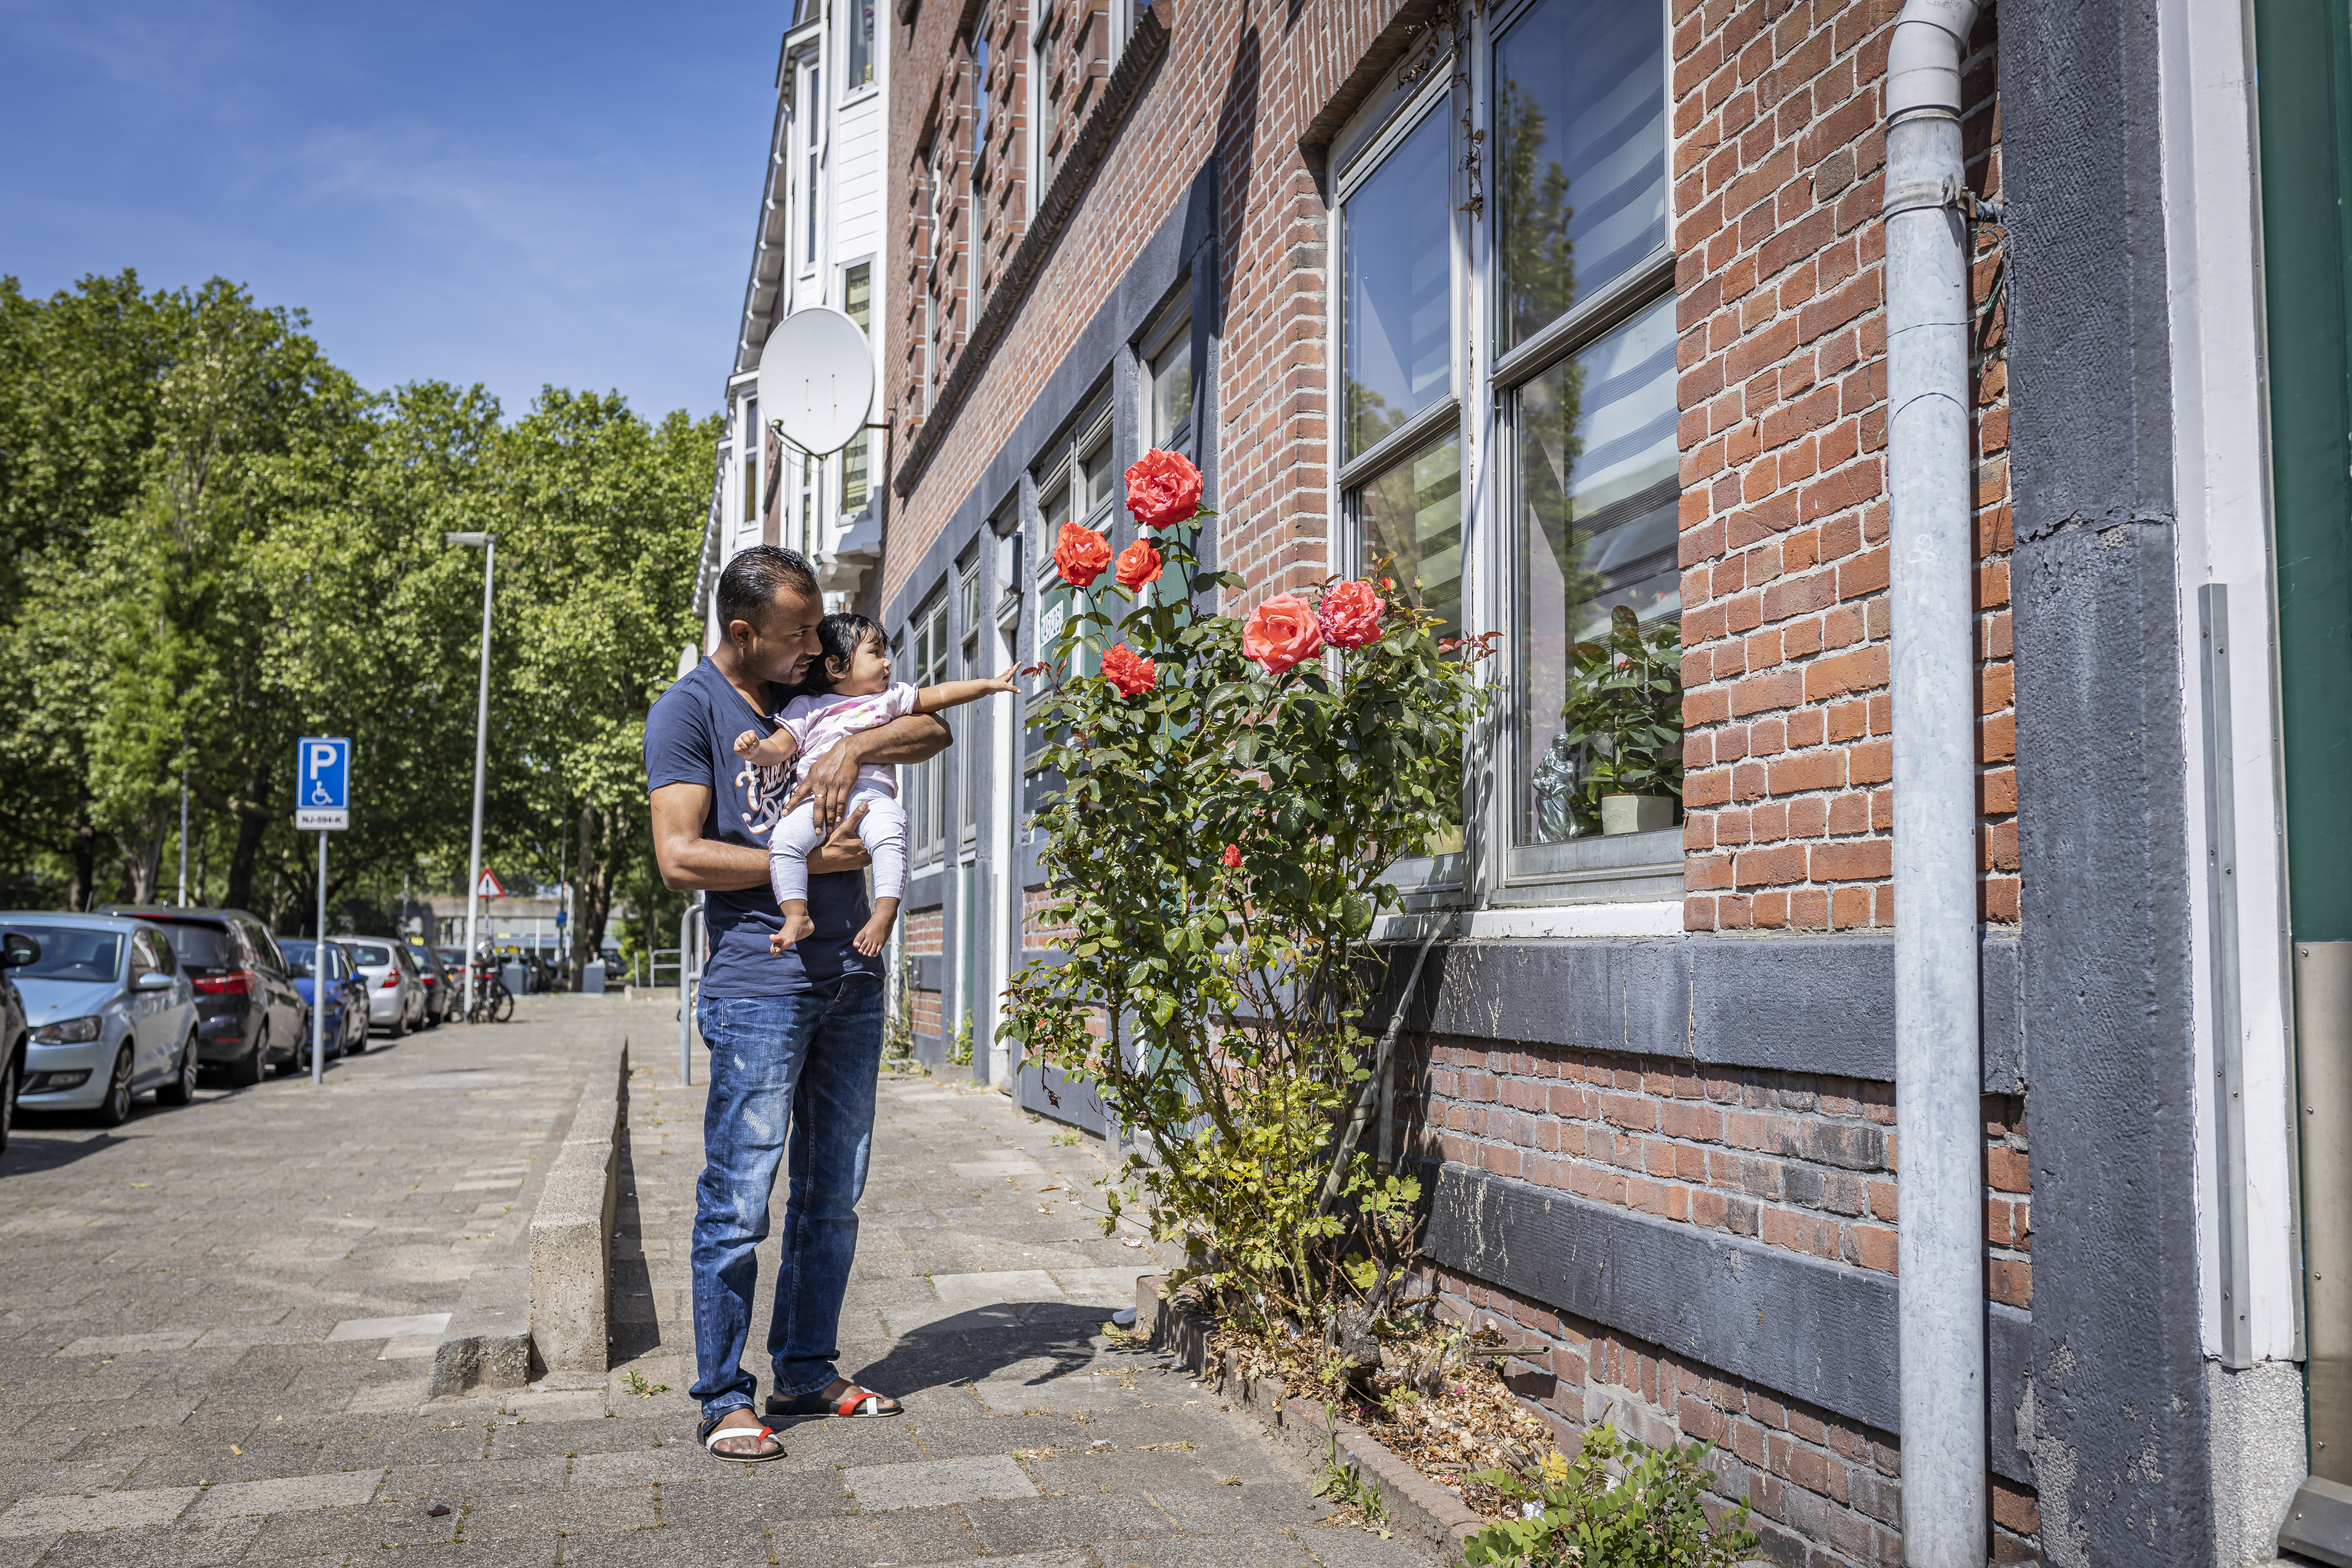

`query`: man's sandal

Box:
[699,1413,787,1462]
[765,1380,902,1420]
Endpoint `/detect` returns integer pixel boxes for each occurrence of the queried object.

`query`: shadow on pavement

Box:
[843,1302,1132,1401]
[1,1126,130,1175]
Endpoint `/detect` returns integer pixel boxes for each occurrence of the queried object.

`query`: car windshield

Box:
[346,944,392,967]
[281,940,340,980]
[7,926,124,982]
[153,921,237,971]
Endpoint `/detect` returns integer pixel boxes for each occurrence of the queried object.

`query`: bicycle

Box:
[466,965,514,1024]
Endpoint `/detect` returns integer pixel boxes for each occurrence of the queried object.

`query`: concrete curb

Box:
[529,1033,630,1374]
[1137,1274,1486,1566]
[426,1038,622,1400]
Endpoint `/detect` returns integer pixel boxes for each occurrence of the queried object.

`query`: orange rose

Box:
[1221,844,1243,868]
[1242,594,1324,674]
[1054,521,1111,588]
[1114,539,1163,593]
[1317,579,1385,649]
[1101,643,1157,697]
[1124,448,1204,529]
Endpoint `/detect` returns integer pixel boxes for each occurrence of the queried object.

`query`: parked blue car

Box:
[0,913,200,1125]
[279,939,368,1065]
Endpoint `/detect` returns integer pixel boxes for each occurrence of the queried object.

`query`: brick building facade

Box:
[680,0,2326,1560]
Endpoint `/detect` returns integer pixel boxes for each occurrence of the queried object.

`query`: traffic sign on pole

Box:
[295,737,350,831]
[293,736,350,1087]
[475,868,507,899]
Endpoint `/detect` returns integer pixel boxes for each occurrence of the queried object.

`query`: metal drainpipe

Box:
[1883,3,1986,1565]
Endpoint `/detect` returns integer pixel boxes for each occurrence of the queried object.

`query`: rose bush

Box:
[1003,448,1490,1324]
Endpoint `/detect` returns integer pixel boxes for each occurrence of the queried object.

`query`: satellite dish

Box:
[754,308,875,456]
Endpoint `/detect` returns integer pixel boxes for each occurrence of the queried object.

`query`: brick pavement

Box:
[0,995,1420,1567]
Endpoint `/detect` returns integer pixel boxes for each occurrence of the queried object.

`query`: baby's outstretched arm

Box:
[732,727,795,768]
[913,665,1019,715]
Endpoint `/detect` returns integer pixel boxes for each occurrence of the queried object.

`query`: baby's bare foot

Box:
[851,911,896,957]
[770,910,817,953]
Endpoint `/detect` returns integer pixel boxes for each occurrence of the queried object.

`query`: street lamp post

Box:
[447,531,496,1021]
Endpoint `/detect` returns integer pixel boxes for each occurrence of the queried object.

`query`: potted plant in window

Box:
[1559,605,1683,835]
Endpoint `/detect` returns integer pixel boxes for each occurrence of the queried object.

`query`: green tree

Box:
[480,390,716,979]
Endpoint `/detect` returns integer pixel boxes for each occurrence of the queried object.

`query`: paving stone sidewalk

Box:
[0,995,1422,1567]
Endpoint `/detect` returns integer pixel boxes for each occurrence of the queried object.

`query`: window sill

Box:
[1369,899,1685,942]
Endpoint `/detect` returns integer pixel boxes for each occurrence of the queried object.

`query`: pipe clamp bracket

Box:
[1884,174,1964,219]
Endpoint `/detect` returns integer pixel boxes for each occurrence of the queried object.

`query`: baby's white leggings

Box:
[769,786,908,906]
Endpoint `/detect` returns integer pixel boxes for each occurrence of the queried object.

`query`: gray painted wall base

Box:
[1425,1163,2034,1485]
[1374,933,2023,1091]
[1016,1059,1111,1138]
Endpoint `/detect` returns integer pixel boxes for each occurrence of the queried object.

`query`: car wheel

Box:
[388,1004,407,1041]
[158,1033,199,1106]
[227,1026,265,1087]
[0,1046,17,1157]
[344,1008,365,1055]
[92,1045,134,1128]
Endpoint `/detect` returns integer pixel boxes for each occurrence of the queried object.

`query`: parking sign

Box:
[296,737,350,830]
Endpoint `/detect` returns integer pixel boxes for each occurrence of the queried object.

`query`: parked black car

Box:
[97,907,307,1085]
[405,941,451,1027]
[0,927,38,1155]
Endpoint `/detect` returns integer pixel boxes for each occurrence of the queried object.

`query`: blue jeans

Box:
[690,975,884,1423]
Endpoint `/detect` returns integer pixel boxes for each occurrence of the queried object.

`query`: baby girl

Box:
[733,612,1014,957]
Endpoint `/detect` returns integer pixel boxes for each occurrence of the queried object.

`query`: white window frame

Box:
[1325,0,1681,912]
[1142,307,1196,459]
[800,58,824,276]
[906,593,951,869]
[1028,2,1057,217]
[843,0,879,98]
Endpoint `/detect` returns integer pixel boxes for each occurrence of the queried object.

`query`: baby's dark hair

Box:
[801,612,886,693]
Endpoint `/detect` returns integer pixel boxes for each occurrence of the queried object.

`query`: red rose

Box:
[1054,521,1112,588]
[1221,844,1243,868]
[1101,643,1157,697]
[1317,580,1386,649]
[1242,594,1324,673]
[1125,448,1204,530]
[1114,539,1163,593]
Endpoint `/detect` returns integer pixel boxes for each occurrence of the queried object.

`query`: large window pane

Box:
[1516,296,1679,844]
[1359,433,1463,857]
[1358,433,1462,641]
[1342,108,1452,460]
[1493,0,1666,353]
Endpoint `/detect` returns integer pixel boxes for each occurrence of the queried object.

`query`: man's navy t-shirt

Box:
[643,657,879,997]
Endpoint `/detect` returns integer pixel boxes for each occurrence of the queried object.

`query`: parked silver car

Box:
[0,913,201,1124]
[342,938,425,1037]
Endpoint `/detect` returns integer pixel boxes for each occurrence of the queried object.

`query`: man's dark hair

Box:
[800,613,887,693]
[715,546,818,633]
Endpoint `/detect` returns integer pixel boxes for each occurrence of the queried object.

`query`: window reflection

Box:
[1516,296,1680,843]
[1150,331,1193,449]
[1493,0,1666,353]
[1361,433,1464,856]
[1342,108,1452,459]
[1359,433,1462,642]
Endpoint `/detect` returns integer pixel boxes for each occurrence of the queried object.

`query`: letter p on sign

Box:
[295,737,351,828]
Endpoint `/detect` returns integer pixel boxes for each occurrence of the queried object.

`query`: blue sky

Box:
[0,0,786,423]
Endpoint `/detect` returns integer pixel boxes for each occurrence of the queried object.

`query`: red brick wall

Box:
[883,0,1411,612]
[1021,886,1074,951]
[1427,1268,2041,1564]
[1674,3,2012,933]
[903,905,944,955]
[1403,1038,2031,1309]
